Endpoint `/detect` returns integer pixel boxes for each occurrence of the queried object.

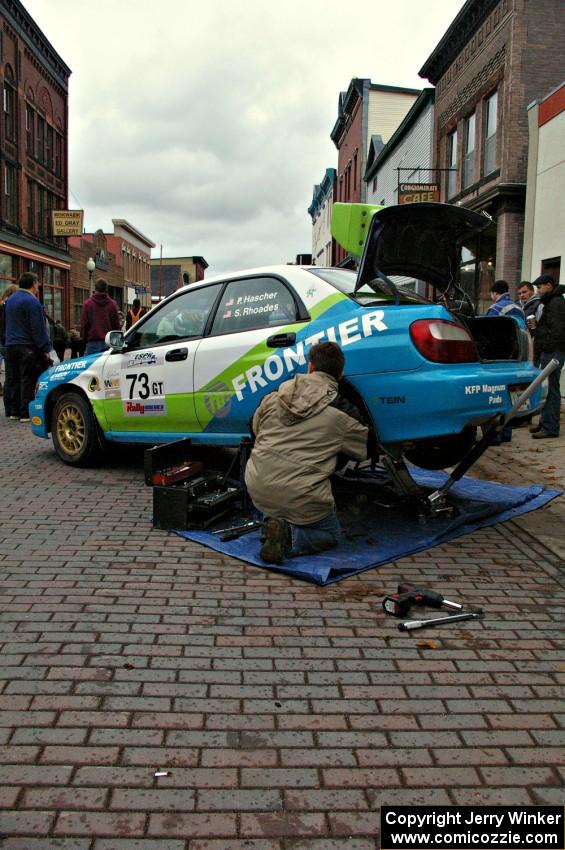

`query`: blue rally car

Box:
[31,203,544,470]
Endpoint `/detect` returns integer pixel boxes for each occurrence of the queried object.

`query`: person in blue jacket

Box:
[5,272,52,422]
[486,280,525,320]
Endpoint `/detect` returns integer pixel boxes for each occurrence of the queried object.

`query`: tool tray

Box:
[144,439,241,530]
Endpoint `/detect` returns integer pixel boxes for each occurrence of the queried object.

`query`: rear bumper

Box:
[350,362,545,443]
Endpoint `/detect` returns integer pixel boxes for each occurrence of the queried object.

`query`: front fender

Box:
[31,353,109,438]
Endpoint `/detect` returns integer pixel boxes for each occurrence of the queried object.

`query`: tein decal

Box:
[231,310,388,401]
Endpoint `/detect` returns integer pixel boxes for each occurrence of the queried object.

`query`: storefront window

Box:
[73,286,88,327]
[0,253,14,296]
[41,265,64,323]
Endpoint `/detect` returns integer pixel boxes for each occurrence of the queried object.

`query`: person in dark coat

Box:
[530,274,565,439]
[517,281,541,333]
[4,272,52,422]
[80,278,121,355]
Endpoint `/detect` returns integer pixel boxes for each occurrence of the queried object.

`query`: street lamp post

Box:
[86,257,95,295]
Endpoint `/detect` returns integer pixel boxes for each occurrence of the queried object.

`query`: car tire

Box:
[403,426,477,471]
[52,391,104,467]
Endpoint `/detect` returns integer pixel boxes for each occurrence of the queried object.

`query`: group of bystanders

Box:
[0,272,127,422]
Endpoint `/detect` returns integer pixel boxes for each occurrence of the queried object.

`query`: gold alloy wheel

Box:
[55,400,86,456]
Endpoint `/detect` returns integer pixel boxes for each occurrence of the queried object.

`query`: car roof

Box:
[155,264,351,304]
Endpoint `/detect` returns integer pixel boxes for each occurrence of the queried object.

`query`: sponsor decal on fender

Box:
[88,376,101,392]
[123,399,167,416]
[231,310,388,401]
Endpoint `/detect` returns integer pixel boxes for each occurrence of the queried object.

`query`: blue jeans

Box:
[289,510,342,557]
[539,350,565,436]
[85,340,108,355]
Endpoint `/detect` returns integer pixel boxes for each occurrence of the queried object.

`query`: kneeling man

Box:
[245,341,369,564]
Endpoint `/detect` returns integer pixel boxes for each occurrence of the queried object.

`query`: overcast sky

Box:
[24,0,464,276]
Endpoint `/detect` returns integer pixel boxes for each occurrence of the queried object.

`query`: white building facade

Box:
[308,169,336,267]
[522,82,564,283]
[365,89,435,207]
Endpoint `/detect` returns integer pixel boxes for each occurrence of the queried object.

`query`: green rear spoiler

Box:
[331,202,384,257]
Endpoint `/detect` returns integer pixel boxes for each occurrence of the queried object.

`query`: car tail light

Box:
[410,319,478,363]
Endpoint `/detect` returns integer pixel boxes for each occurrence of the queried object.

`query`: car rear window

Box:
[308,267,430,306]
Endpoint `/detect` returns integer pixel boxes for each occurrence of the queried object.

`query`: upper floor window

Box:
[36,115,46,164]
[3,164,17,224]
[55,133,63,176]
[25,105,35,154]
[463,113,476,188]
[447,129,458,199]
[27,179,35,233]
[484,91,498,175]
[46,126,54,171]
[3,78,16,142]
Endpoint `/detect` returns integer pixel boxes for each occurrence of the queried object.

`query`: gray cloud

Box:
[25,0,465,274]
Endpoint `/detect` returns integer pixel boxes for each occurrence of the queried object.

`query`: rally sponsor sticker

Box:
[122,399,167,416]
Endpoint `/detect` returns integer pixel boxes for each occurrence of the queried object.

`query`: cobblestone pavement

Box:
[0,413,564,850]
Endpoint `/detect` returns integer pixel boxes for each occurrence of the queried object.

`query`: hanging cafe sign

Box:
[398,183,440,204]
[51,210,84,237]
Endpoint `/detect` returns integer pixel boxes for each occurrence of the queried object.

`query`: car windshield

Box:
[308,267,430,306]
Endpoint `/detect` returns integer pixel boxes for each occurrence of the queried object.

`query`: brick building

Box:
[420,0,565,306]
[0,0,71,320]
[150,255,208,301]
[68,220,154,327]
[330,78,420,266]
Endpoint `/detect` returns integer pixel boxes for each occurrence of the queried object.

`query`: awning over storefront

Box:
[0,238,71,270]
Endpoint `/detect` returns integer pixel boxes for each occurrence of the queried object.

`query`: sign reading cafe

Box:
[398,183,440,205]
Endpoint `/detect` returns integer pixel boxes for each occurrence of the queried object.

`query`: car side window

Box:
[126,285,222,350]
[210,277,298,336]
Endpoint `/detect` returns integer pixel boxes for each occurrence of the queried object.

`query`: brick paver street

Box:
[0,415,564,849]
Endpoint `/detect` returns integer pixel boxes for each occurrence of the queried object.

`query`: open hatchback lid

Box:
[333,202,493,296]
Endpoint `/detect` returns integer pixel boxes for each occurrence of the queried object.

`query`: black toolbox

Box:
[145,439,241,530]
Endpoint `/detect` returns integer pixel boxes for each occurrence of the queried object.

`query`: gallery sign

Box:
[51,210,84,236]
[398,183,440,204]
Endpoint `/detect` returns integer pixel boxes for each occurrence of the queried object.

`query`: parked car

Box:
[30,203,544,470]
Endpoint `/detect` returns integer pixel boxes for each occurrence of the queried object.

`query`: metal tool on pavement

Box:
[382,582,464,618]
[212,519,263,542]
[398,611,484,631]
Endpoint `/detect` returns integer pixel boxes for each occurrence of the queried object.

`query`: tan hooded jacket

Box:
[244,370,368,525]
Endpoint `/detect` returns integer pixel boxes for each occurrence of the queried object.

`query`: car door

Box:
[193,274,306,439]
[101,283,223,437]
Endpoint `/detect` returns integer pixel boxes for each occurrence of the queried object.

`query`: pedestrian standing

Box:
[80,278,121,355]
[517,281,541,335]
[530,274,565,440]
[52,319,69,362]
[125,298,147,330]
[486,280,525,320]
[0,284,19,415]
[4,272,52,422]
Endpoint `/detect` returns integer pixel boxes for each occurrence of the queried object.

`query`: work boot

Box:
[529,423,542,434]
[531,429,558,439]
[260,518,290,564]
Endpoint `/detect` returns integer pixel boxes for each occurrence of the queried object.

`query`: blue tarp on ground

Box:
[173,470,560,585]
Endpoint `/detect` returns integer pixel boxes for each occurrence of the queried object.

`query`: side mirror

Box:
[106,330,125,351]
